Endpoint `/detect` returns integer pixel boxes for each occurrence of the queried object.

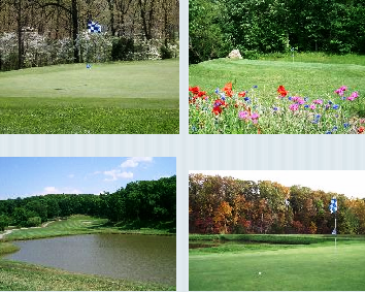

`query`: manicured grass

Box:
[0,60,179,134]
[189,57,365,134]
[4,215,108,241]
[3,215,174,241]
[0,261,174,291]
[189,234,365,290]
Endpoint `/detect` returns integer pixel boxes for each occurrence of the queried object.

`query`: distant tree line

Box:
[0,0,179,71]
[189,0,365,63]
[189,174,365,235]
[0,175,176,231]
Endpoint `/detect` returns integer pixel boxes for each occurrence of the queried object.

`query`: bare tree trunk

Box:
[108,0,115,36]
[16,0,23,69]
[71,0,79,62]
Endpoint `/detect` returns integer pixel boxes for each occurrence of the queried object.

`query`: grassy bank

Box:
[0,261,174,291]
[3,215,175,241]
[0,60,179,134]
[189,234,365,290]
[0,243,19,256]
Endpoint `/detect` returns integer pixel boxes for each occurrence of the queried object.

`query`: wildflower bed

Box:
[189,59,365,134]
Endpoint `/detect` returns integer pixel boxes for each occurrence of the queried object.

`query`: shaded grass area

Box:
[0,60,179,134]
[189,233,361,244]
[0,97,179,134]
[0,261,174,291]
[189,234,365,290]
[251,52,365,66]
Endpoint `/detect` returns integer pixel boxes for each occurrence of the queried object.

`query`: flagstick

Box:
[335,211,337,251]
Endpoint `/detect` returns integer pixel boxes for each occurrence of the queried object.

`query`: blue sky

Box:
[0,157,176,199]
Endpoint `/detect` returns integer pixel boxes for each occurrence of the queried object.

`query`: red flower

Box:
[223,82,233,97]
[212,106,222,115]
[189,86,200,95]
[358,126,365,134]
[277,85,288,97]
[238,91,246,97]
[197,90,206,97]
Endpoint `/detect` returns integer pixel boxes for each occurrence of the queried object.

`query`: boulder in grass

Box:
[228,49,243,59]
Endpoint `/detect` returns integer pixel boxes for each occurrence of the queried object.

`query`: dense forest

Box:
[0,175,176,231]
[189,0,365,63]
[0,0,179,71]
[189,174,365,235]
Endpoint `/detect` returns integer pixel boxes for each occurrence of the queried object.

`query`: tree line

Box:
[189,174,365,235]
[189,0,365,64]
[0,0,179,71]
[0,175,176,231]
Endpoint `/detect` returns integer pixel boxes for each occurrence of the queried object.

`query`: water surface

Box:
[4,234,176,285]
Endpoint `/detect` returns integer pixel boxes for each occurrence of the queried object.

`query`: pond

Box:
[4,233,176,286]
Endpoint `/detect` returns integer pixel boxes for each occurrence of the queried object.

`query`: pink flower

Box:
[251,112,260,120]
[251,112,260,124]
[350,91,359,98]
[340,86,348,92]
[292,96,305,105]
[313,99,323,105]
[238,111,250,121]
[309,104,316,110]
[347,96,356,101]
[289,104,299,111]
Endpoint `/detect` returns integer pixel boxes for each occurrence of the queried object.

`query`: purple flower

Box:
[333,104,340,110]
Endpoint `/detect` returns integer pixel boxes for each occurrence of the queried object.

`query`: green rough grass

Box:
[189,57,365,134]
[0,243,19,255]
[190,58,365,98]
[189,235,365,291]
[0,60,179,134]
[254,52,365,66]
[0,261,174,291]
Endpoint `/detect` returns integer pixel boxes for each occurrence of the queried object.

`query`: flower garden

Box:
[189,82,365,134]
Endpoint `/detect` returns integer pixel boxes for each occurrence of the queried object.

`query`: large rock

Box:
[228,49,243,59]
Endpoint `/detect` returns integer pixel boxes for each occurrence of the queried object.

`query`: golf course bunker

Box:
[4,233,176,285]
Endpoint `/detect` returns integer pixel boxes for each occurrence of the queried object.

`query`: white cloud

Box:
[44,186,60,194]
[121,157,153,168]
[68,174,75,178]
[104,169,133,181]
[43,187,81,195]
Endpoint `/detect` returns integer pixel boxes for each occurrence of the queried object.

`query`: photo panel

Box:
[0,157,176,291]
[0,1,179,134]
[189,170,365,291]
[188,0,365,134]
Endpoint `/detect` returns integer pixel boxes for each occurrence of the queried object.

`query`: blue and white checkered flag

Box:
[87,20,102,33]
[332,229,337,235]
[329,198,337,214]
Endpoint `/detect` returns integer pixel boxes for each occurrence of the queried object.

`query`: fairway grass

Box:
[189,235,365,291]
[3,215,174,241]
[0,60,179,134]
[0,261,174,291]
